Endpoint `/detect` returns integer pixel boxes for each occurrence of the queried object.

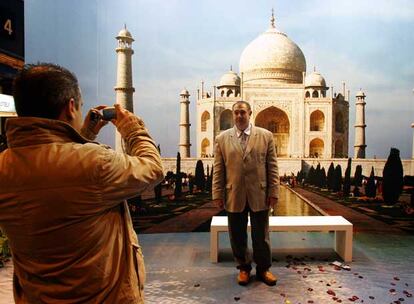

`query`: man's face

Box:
[72,98,83,132]
[233,103,251,131]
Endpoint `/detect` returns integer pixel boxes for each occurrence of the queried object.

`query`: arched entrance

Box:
[309,138,324,158]
[201,138,210,157]
[255,107,290,157]
[220,109,233,130]
[310,110,325,131]
[201,111,210,132]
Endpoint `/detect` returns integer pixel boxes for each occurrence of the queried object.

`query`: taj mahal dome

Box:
[192,12,353,160]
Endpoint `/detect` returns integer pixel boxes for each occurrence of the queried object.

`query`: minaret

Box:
[354,90,367,158]
[412,88,414,159]
[114,25,135,151]
[179,89,191,157]
[411,123,414,159]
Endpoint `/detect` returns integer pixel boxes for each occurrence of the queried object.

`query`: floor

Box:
[139,232,414,304]
[1,231,413,304]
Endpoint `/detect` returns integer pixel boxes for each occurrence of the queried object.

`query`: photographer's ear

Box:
[58,98,83,131]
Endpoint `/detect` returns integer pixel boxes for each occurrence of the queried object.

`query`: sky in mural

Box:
[25,0,414,158]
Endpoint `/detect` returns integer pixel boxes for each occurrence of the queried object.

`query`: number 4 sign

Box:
[4,19,12,35]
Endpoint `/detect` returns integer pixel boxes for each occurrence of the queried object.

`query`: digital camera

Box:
[102,107,116,121]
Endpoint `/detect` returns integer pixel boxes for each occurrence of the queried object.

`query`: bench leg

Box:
[210,228,219,263]
[335,229,353,262]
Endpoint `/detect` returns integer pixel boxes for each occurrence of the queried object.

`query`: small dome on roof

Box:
[305,71,327,88]
[356,90,366,98]
[219,70,241,87]
[116,25,134,41]
[180,89,189,96]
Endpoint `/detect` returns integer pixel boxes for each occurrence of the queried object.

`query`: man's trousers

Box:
[227,205,271,272]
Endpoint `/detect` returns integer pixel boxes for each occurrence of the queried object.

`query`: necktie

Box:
[240,132,247,152]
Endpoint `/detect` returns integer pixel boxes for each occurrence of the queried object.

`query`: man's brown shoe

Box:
[257,270,277,286]
[237,270,250,286]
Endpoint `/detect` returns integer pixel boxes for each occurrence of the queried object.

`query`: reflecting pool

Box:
[271,186,321,216]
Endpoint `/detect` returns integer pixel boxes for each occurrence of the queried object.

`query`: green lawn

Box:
[301,185,414,234]
[130,191,213,232]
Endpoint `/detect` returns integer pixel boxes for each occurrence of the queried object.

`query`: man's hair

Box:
[232,100,252,112]
[13,63,81,119]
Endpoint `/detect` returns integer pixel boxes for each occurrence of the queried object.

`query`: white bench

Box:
[210,216,353,263]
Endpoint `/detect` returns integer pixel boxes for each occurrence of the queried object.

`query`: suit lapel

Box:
[229,128,244,156]
[244,126,257,159]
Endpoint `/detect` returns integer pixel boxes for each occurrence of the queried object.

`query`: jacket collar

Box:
[5,117,91,148]
[230,124,257,159]
[235,123,252,138]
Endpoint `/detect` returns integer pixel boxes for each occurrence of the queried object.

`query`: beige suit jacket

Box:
[212,125,279,213]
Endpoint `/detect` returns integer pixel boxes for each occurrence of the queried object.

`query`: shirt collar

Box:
[235,123,252,137]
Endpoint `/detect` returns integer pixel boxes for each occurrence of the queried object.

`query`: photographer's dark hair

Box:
[13,63,81,119]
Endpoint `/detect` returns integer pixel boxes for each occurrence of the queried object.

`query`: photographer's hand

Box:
[81,105,109,140]
[112,104,145,138]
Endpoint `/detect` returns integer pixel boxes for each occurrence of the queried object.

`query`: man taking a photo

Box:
[0,63,163,303]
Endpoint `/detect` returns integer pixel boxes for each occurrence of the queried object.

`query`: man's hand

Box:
[267,197,278,209]
[111,104,130,127]
[111,104,145,137]
[213,199,224,209]
[83,106,109,134]
[81,105,109,140]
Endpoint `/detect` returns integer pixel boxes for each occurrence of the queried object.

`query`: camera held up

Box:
[89,107,117,121]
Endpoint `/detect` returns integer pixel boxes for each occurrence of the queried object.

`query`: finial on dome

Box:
[313,66,316,72]
[270,8,275,28]
[124,23,127,29]
[230,65,233,71]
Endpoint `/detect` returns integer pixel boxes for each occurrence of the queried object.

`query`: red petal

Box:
[327,290,336,296]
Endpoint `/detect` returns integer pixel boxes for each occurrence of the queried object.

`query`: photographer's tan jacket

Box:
[212,126,279,212]
[0,117,164,304]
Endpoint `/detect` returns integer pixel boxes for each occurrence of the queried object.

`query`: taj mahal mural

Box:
[192,12,366,160]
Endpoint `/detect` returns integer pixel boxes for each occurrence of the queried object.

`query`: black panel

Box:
[0,0,24,60]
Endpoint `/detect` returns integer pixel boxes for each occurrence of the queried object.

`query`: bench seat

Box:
[210,216,353,263]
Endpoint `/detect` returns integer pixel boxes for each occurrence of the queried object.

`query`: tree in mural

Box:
[327,162,335,190]
[195,160,206,192]
[382,148,404,205]
[320,168,327,189]
[315,164,321,187]
[332,164,342,193]
[354,165,363,187]
[174,152,182,199]
[306,166,315,185]
[343,158,352,197]
[365,166,376,198]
